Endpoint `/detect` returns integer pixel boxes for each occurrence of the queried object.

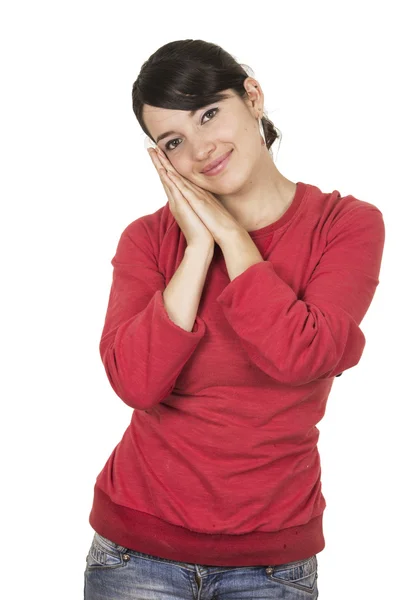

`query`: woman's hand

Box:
[148,147,244,248]
[148,147,215,252]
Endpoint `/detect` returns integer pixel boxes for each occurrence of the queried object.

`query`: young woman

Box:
[84,39,385,599]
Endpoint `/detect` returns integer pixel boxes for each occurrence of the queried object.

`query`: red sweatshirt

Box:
[88,181,385,566]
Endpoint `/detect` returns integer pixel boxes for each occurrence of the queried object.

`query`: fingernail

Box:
[144,136,156,150]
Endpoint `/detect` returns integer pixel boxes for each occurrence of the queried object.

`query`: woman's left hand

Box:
[152,147,244,247]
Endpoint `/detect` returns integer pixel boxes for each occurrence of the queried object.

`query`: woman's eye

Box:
[165,107,219,151]
[202,107,218,123]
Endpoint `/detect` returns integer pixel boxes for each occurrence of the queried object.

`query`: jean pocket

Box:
[265,554,318,594]
[85,533,130,570]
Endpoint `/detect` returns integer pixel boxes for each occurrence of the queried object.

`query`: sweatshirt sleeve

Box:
[99,219,206,410]
[216,206,385,386]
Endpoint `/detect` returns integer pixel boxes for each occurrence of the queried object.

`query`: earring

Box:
[258,116,266,146]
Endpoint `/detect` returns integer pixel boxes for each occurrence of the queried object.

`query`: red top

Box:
[88,181,385,566]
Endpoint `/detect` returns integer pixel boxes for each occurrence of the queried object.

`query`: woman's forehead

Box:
[142,91,240,131]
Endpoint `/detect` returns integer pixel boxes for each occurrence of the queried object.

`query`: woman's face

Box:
[142,85,264,192]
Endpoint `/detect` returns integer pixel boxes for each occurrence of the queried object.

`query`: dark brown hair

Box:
[132,39,281,157]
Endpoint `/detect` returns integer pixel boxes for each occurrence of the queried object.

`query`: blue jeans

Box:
[84,531,319,599]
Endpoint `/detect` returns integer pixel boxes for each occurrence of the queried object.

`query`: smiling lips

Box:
[201,150,233,174]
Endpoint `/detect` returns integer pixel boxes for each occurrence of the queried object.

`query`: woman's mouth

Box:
[202,150,233,176]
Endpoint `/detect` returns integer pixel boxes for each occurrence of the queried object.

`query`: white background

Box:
[1,1,395,598]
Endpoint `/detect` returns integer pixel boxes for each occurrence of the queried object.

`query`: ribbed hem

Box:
[89,484,325,567]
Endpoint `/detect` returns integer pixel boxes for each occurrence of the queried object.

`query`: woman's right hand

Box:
[148,148,215,255]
